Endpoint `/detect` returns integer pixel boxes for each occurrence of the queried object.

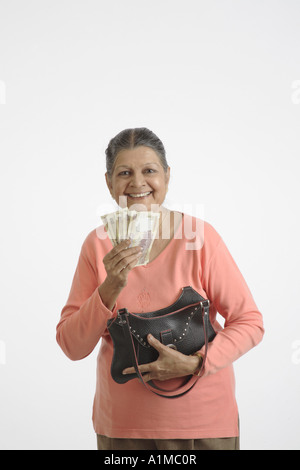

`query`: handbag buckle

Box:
[117,308,129,316]
[200,300,210,314]
[116,308,129,325]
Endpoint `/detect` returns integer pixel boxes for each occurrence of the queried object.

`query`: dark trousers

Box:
[97,434,240,450]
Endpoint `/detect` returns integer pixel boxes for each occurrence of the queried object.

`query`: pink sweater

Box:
[56,214,264,439]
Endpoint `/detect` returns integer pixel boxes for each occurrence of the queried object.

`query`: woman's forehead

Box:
[113,147,162,169]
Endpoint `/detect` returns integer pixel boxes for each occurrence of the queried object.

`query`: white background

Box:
[0,0,299,450]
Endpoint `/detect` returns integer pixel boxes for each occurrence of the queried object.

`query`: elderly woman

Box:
[56,127,264,451]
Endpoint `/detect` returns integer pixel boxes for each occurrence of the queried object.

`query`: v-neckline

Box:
[139,211,184,268]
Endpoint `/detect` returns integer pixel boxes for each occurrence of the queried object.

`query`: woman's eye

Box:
[118,169,156,176]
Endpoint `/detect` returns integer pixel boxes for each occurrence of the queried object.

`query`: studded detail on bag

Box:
[107,286,216,398]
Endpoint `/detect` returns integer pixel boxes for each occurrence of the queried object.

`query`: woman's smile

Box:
[125,191,153,199]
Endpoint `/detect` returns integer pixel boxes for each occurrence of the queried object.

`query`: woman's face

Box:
[105,146,170,211]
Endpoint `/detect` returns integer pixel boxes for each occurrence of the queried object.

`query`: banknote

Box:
[101,208,160,266]
[101,210,119,247]
[127,210,160,266]
[116,207,130,243]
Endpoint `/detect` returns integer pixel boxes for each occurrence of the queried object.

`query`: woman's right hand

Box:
[102,239,142,290]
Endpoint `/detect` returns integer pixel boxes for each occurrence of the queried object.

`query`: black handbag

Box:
[107,286,216,398]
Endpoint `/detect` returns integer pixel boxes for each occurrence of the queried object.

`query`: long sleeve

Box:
[200,227,264,376]
[56,235,117,361]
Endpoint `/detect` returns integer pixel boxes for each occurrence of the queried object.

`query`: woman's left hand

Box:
[122,334,200,382]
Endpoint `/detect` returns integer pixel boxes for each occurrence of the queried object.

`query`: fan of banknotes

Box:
[101,207,160,266]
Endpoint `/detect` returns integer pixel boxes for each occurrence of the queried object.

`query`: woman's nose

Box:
[128,172,147,188]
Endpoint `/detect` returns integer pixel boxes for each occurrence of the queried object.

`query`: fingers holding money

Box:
[103,240,142,288]
[101,206,160,292]
[116,245,143,273]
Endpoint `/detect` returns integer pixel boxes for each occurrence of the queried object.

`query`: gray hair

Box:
[105,127,169,178]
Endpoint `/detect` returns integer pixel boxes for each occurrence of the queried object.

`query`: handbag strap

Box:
[123,301,210,399]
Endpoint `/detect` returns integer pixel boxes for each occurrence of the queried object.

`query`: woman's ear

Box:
[165,166,171,191]
[105,172,113,197]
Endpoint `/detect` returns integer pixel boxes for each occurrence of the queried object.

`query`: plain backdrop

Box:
[0,0,299,450]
